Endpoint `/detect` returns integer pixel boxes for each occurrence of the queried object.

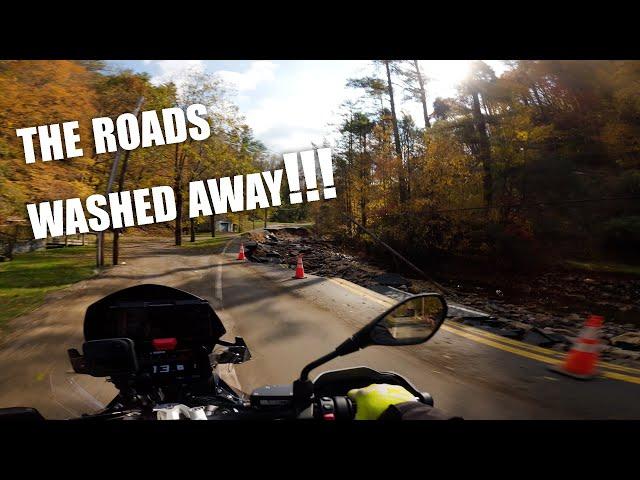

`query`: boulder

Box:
[373,273,411,287]
[522,327,566,347]
[542,327,576,338]
[609,332,640,351]
[603,346,640,360]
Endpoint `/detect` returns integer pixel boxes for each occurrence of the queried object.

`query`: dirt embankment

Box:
[244,227,640,367]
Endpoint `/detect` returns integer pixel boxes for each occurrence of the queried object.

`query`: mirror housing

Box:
[298,293,447,383]
[68,338,138,377]
[360,293,447,348]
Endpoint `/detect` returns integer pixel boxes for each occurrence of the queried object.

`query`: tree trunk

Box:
[112,230,119,265]
[97,232,104,267]
[105,97,144,267]
[175,187,183,246]
[5,227,17,260]
[413,60,430,128]
[385,61,402,158]
[112,228,119,265]
[384,61,406,202]
[113,149,133,263]
[346,121,355,237]
[360,135,368,229]
[264,209,268,228]
[471,90,494,207]
[117,150,132,193]
[174,143,183,246]
[190,218,196,242]
[210,215,216,237]
[112,147,130,264]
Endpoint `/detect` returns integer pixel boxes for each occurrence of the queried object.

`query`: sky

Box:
[106,60,508,154]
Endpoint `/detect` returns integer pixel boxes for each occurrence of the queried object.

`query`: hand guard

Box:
[347,383,418,420]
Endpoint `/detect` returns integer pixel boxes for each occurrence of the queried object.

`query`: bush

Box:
[486,221,543,271]
[601,216,640,260]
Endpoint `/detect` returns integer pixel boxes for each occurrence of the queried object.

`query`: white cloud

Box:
[248,60,509,152]
[148,60,206,86]
[245,92,336,153]
[216,61,277,92]
[243,62,366,153]
[132,60,510,154]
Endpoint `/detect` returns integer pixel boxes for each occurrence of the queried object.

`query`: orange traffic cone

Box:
[292,254,306,279]
[236,242,246,261]
[550,314,603,380]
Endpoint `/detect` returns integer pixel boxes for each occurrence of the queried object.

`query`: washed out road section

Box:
[221,236,640,419]
[0,235,639,419]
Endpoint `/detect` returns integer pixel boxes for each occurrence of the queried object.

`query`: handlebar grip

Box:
[329,392,432,420]
[332,395,356,420]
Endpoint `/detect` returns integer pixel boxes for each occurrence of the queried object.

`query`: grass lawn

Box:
[0,246,97,329]
[180,221,314,251]
[565,260,640,276]
[180,233,235,251]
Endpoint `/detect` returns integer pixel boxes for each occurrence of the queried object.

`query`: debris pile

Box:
[246,227,640,366]
[246,228,411,289]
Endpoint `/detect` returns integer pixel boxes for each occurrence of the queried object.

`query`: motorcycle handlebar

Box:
[81,395,357,421]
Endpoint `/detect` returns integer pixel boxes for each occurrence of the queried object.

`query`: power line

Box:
[429,195,640,214]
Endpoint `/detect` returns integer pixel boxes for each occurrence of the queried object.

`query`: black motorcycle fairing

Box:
[0,407,45,421]
[93,366,246,418]
[75,284,231,408]
[83,284,226,350]
[312,366,433,405]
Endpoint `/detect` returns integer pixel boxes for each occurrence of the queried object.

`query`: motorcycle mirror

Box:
[297,293,447,383]
[366,294,447,347]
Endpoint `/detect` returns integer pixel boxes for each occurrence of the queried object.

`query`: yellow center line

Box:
[446,321,640,376]
[602,371,640,385]
[591,361,640,375]
[441,324,563,365]
[446,326,640,385]
[328,276,640,384]
[328,277,395,307]
[445,321,565,357]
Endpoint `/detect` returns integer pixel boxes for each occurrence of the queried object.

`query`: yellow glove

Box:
[347,384,418,420]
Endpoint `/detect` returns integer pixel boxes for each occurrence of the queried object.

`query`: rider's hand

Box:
[347,383,418,420]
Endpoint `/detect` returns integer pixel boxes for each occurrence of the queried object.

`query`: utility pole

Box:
[341,212,449,295]
[112,148,132,266]
[97,96,145,268]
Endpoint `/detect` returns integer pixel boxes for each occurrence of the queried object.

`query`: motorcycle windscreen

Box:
[83,284,226,349]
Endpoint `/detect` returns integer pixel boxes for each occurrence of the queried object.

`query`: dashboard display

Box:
[107,304,215,344]
[83,284,226,349]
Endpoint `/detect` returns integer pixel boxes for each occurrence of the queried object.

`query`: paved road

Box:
[1,234,639,419]
[219,237,640,419]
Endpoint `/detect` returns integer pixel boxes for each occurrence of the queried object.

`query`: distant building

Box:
[196,215,238,233]
[216,216,238,233]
